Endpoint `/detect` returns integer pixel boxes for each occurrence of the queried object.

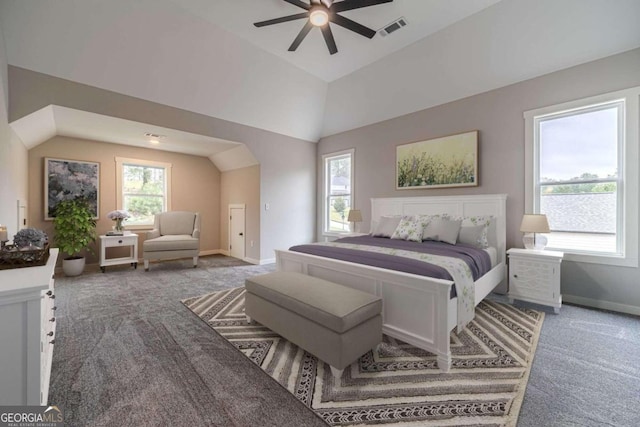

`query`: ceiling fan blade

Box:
[254,12,309,27]
[288,21,314,51]
[332,0,393,13]
[330,14,376,38]
[284,0,312,10]
[321,25,338,55]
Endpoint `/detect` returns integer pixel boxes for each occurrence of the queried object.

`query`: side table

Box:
[99,234,139,272]
[507,248,563,313]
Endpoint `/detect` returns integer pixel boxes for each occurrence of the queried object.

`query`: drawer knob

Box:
[118,240,123,244]
[47,331,54,337]
[49,317,56,322]
[46,290,52,296]
[49,294,55,299]
[49,340,55,345]
[513,274,518,278]
[52,306,57,311]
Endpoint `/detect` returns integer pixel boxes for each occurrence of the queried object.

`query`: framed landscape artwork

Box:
[44,158,100,220]
[396,130,478,190]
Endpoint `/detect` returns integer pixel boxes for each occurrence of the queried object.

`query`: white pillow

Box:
[390,216,423,242]
[371,216,402,238]
[453,216,494,248]
[457,225,487,248]
[423,218,462,245]
[416,214,450,241]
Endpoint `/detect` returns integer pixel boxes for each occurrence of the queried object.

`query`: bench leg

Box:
[246,315,255,325]
[330,366,344,379]
[437,354,452,373]
[144,259,149,271]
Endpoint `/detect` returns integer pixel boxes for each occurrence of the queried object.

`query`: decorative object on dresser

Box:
[0,224,9,244]
[0,249,59,405]
[52,198,97,276]
[44,157,99,220]
[520,214,550,250]
[396,130,478,189]
[0,228,50,270]
[507,248,563,313]
[99,234,139,273]
[142,211,200,271]
[347,209,362,232]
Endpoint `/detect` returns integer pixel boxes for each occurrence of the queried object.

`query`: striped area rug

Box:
[182,288,544,426]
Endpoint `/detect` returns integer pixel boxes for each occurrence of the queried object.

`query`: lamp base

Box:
[523,233,548,250]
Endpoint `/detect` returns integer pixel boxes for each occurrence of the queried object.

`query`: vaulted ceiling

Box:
[1,0,639,154]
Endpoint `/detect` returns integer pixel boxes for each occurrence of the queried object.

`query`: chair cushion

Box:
[143,235,199,252]
[245,272,382,334]
[159,212,196,236]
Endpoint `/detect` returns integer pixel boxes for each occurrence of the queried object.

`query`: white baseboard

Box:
[563,294,640,316]
[244,257,275,265]
[200,249,226,256]
[258,257,276,265]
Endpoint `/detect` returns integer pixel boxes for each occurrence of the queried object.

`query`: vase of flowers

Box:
[107,210,130,232]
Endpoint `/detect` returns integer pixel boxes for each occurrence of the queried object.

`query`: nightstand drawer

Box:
[103,235,137,248]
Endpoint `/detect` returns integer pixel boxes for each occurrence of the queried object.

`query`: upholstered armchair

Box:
[143,211,200,271]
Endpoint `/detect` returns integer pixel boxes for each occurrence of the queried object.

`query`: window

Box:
[323,149,354,234]
[524,87,639,266]
[116,157,172,227]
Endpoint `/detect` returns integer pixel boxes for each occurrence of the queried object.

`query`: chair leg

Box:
[193,256,198,268]
[144,259,149,271]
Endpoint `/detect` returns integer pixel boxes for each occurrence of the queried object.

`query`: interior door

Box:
[229,206,245,260]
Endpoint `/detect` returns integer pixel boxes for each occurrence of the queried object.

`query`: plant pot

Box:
[63,256,85,276]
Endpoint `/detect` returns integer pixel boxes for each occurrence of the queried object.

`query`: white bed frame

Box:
[275,194,508,371]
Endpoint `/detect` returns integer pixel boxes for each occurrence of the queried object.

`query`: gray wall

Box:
[318,48,640,313]
[8,66,316,263]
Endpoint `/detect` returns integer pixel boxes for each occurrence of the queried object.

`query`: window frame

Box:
[322,149,355,237]
[115,157,172,229]
[524,87,639,267]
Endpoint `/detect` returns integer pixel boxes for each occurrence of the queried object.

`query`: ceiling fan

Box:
[254,0,393,55]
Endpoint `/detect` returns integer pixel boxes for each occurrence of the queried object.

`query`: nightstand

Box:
[99,234,139,272]
[507,248,563,313]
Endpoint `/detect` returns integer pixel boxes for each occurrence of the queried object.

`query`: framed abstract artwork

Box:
[44,157,100,220]
[396,130,478,190]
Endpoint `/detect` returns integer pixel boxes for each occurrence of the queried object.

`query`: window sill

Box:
[550,249,638,268]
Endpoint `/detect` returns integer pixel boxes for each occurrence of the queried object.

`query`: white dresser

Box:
[0,248,59,405]
[507,248,563,313]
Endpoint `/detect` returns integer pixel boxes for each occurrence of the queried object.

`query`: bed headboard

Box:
[371,194,508,264]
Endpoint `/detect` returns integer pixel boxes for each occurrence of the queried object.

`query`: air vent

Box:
[379,17,407,37]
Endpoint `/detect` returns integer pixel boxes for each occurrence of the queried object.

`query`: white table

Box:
[507,248,563,313]
[99,234,138,272]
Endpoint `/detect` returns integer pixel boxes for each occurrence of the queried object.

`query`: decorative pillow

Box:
[423,218,462,245]
[390,216,424,242]
[415,214,450,241]
[453,216,494,248]
[457,225,486,248]
[371,216,402,238]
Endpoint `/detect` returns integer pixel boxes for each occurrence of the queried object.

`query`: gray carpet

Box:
[49,255,640,426]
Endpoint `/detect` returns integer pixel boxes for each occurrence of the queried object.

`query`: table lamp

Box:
[347,209,363,233]
[520,214,550,250]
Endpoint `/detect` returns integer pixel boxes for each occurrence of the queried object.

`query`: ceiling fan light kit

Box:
[254,0,393,55]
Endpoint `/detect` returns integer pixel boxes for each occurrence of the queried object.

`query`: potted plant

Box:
[52,198,97,276]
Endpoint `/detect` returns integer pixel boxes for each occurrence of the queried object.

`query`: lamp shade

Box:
[347,209,363,222]
[520,214,550,233]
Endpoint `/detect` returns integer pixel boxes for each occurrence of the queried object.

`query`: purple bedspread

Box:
[289,235,492,282]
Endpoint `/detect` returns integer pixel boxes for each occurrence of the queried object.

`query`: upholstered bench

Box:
[245,271,382,378]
